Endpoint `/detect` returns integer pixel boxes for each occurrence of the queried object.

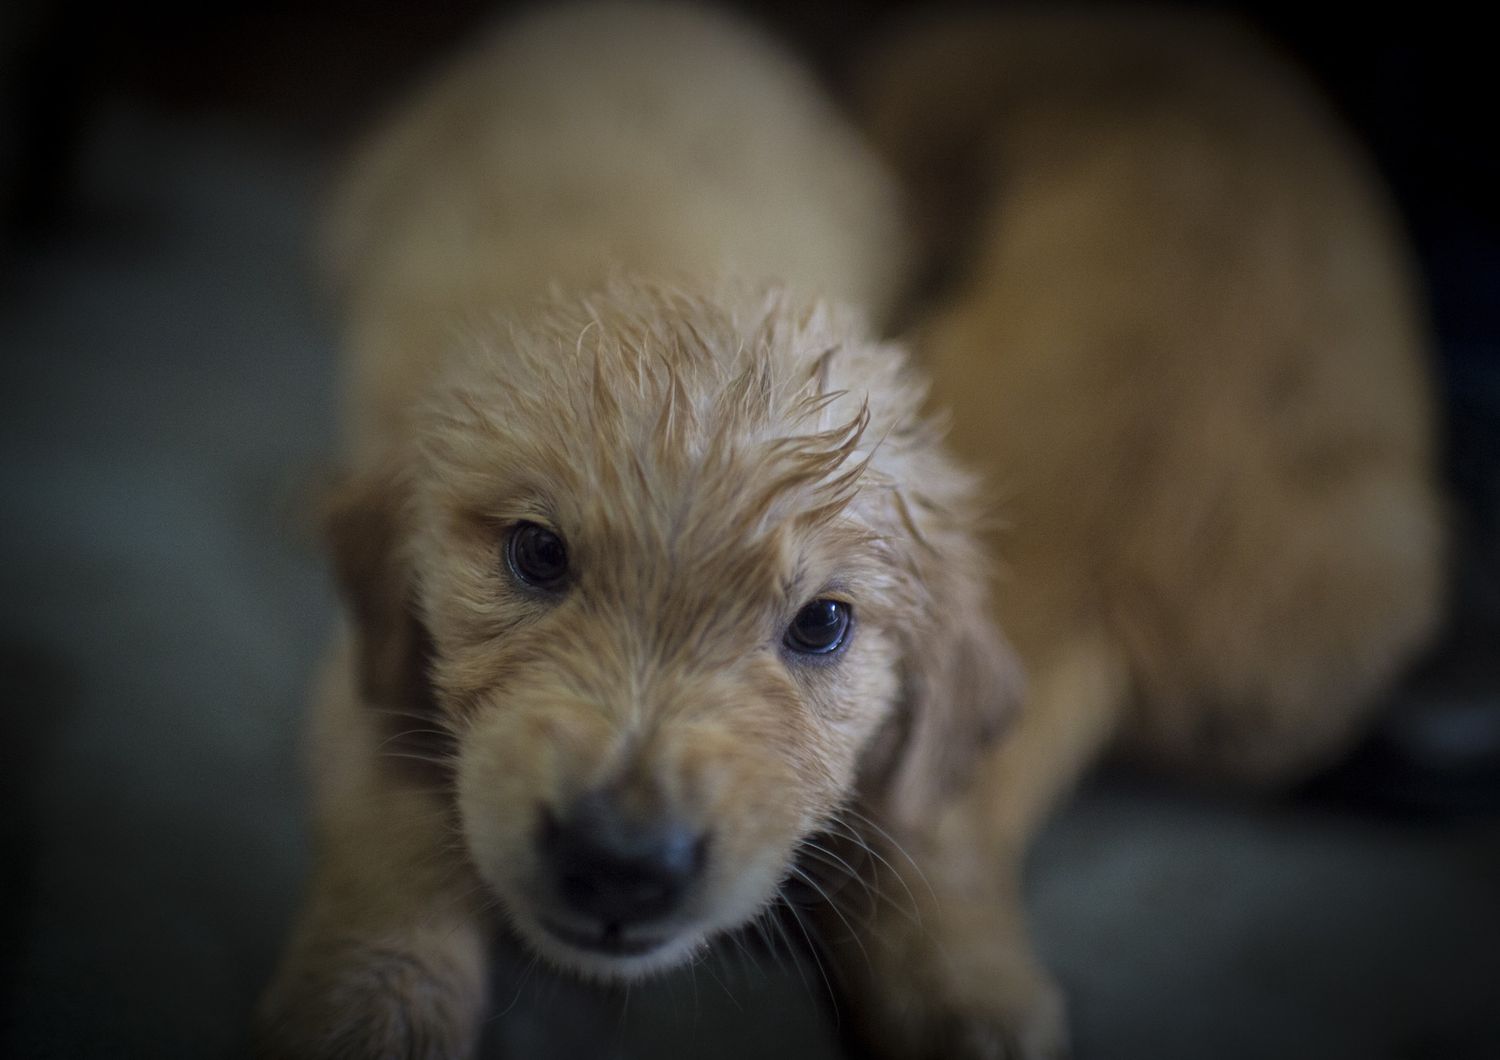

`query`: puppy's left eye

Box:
[784,599,852,655]
[506,521,569,590]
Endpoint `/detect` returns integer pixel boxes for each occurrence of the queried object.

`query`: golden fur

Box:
[258,5,1445,1058]
[839,10,1446,1056]
[861,7,1445,782]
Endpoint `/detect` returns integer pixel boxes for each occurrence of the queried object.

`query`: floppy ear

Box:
[880,571,1023,829]
[323,465,434,715]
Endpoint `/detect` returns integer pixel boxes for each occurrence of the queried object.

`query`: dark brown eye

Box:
[507,521,569,590]
[784,599,852,655]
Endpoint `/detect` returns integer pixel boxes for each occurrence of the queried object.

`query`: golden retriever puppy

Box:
[257,3,1445,1058]
[258,3,1008,1057]
[840,8,1447,1055]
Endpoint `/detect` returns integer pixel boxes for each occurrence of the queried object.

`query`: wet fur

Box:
[258,4,1004,1056]
[258,5,1445,1058]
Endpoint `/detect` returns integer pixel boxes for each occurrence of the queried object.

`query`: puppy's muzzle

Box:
[536,792,708,956]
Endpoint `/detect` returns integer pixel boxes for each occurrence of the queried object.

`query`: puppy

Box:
[844,8,1447,1055]
[258,4,1445,1059]
[257,3,1009,1057]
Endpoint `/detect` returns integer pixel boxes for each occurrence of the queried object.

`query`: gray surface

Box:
[3,103,1498,1060]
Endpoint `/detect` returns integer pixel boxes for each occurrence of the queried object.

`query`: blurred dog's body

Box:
[844,12,1446,1052]
[259,5,1444,1058]
[864,9,1444,787]
[324,3,905,459]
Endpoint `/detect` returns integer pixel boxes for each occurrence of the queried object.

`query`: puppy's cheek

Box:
[824,628,902,738]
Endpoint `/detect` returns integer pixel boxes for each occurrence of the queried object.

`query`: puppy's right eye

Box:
[506,521,569,590]
[784,598,852,655]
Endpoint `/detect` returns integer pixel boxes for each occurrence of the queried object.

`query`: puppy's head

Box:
[329,281,1015,979]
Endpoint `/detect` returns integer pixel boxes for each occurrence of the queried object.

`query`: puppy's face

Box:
[346,285,1006,980]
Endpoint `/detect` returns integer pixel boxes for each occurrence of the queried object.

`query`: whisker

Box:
[794,840,876,912]
[379,750,459,770]
[379,785,457,805]
[755,906,799,989]
[688,954,701,1029]
[617,981,632,1035]
[724,924,765,986]
[821,812,927,926]
[787,864,871,975]
[490,953,541,1021]
[375,727,459,753]
[798,837,919,931]
[368,706,457,729]
[699,953,741,1012]
[795,838,866,888]
[836,805,935,903]
[776,889,840,1026]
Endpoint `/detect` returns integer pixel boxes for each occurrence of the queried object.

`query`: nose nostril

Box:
[539,797,707,928]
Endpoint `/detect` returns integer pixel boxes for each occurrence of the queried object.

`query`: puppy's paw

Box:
[257,943,482,1060]
[848,927,1070,1060]
[929,982,1070,1060]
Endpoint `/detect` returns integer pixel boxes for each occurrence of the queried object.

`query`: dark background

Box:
[2,2,1497,1058]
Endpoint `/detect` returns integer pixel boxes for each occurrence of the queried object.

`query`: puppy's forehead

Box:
[416,285,926,550]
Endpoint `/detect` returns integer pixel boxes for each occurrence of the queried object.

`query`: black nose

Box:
[540,793,706,927]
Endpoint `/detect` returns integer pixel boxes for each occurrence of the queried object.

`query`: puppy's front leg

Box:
[825,798,1067,1060]
[829,636,1125,1059]
[257,849,489,1060]
[257,649,491,1059]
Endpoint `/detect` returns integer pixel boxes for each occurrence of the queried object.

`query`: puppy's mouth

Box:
[537,914,671,957]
